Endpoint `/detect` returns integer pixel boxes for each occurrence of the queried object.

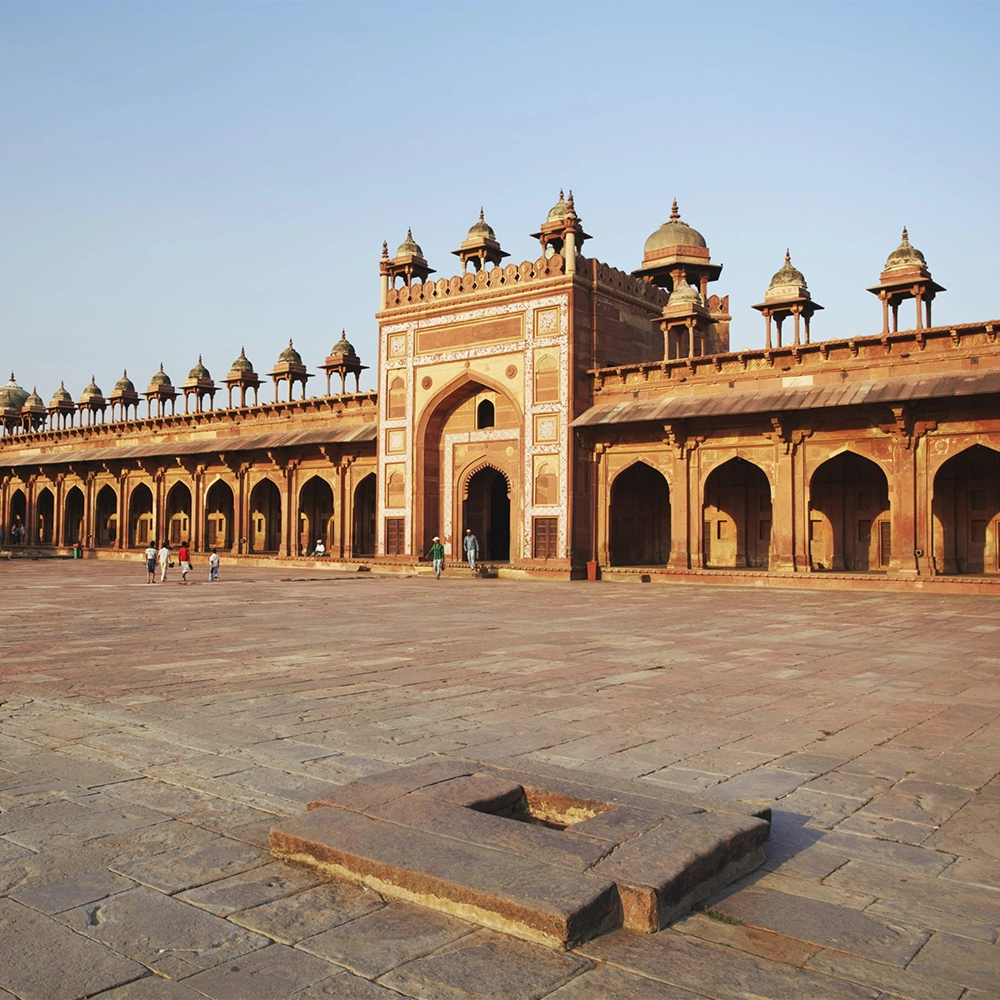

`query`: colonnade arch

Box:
[95,485,118,548]
[63,487,84,545]
[809,452,891,571]
[129,484,154,548]
[702,457,771,568]
[353,473,376,556]
[932,444,1000,575]
[298,476,333,555]
[166,482,191,546]
[250,478,281,553]
[36,487,54,544]
[8,489,26,542]
[609,462,671,566]
[205,479,234,552]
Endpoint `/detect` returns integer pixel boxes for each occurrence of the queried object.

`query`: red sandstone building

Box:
[2,194,998,588]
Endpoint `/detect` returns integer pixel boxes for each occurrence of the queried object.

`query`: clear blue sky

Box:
[1,2,997,399]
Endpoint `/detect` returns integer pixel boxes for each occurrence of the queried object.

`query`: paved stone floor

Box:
[0,560,998,999]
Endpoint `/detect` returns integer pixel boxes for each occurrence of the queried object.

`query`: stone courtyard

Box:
[0,561,998,999]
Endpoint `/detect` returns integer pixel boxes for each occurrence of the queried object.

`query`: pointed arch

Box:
[249,478,281,553]
[298,475,333,555]
[702,457,771,568]
[129,483,154,548]
[205,478,234,553]
[63,486,84,546]
[463,465,511,561]
[95,484,118,548]
[352,473,376,557]
[610,461,671,566]
[165,481,192,547]
[932,443,1000,575]
[36,487,55,545]
[8,488,26,544]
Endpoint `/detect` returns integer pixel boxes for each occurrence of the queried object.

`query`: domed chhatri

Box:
[530,189,590,268]
[79,376,104,402]
[77,376,107,426]
[47,380,76,429]
[868,227,945,334]
[145,363,178,418]
[643,199,708,256]
[320,330,368,396]
[269,339,311,403]
[224,348,262,408]
[753,250,823,349]
[382,229,435,291]
[0,373,29,411]
[50,381,72,404]
[633,199,722,300]
[109,369,141,422]
[452,208,510,273]
[182,356,217,415]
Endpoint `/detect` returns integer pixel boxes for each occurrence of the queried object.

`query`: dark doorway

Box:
[166,482,192,547]
[609,463,671,565]
[932,444,1000,574]
[250,479,281,553]
[352,474,376,556]
[64,487,84,545]
[702,457,771,569]
[36,488,54,544]
[464,466,510,561]
[299,477,333,556]
[129,484,154,548]
[95,485,118,547]
[206,480,234,552]
[810,452,890,571]
[9,490,26,544]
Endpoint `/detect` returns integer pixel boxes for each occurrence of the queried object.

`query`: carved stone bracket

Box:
[767,413,812,455]
[663,420,702,458]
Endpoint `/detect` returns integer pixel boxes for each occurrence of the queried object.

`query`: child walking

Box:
[209,548,220,582]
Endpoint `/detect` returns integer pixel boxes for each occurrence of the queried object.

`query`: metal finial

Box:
[901,227,909,243]
[670,199,680,221]
[558,189,564,201]
[479,207,484,222]
[785,249,791,265]
[567,190,575,211]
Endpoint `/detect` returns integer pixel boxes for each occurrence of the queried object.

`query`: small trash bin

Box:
[587,560,599,581]
[72,543,82,559]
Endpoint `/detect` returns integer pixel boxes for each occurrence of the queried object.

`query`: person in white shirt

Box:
[209,549,220,582]
[144,543,157,584]
[314,539,326,557]
[158,542,170,583]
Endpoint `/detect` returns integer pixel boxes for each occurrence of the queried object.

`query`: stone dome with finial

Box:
[114,370,136,393]
[22,387,45,410]
[764,249,811,302]
[467,209,496,242]
[330,330,357,356]
[546,190,570,222]
[79,376,103,401]
[230,348,254,373]
[278,339,302,365]
[644,199,708,256]
[395,229,423,258]
[149,364,172,387]
[0,373,29,410]
[50,381,72,404]
[668,277,702,306]
[884,227,928,272]
[187,356,211,380]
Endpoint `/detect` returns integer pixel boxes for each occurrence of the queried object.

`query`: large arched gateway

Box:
[609,462,670,566]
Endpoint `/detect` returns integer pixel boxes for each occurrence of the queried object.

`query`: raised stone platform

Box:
[270,758,771,949]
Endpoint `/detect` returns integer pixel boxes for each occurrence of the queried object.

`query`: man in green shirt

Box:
[427,536,445,579]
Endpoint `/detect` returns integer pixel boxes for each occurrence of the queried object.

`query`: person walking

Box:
[158,541,170,583]
[426,536,445,580]
[209,548,220,582]
[463,528,479,571]
[178,541,192,584]
[144,542,157,583]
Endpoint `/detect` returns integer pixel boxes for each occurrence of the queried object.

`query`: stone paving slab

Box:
[1,561,998,998]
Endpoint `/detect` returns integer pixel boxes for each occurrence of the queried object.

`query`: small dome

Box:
[331,330,357,356]
[80,376,103,399]
[0,373,28,410]
[114,370,136,393]
[644,199,708,256]
[22,387,44,410]
[230,347,254,373]
[278,339,302,365]
[546,190,570,222]
[395,228,423,258]
[50,381,72,404]
[149,363,172,387]
[187,355,211,380]
[668,278,702,306]
[467,209,496,241]
[884,227,927,272]
[768,250,807,291]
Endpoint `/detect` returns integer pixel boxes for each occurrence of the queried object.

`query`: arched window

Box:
[534,355,559,403]
[476,399,495,429]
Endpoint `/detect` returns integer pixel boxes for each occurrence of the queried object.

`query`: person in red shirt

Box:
[178,542,192,584]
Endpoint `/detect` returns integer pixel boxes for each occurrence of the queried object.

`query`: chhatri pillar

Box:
[867,228,945,334]
[752,251,824,348]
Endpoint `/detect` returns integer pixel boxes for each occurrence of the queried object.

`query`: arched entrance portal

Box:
[609,462,671,566]
[166,483,191,547]
[810,453,891,571]
[298,477,333,556]
[250,479,281,553]
[933,445,1000,574]
[36,488,54,545]
[95,485,118,547]
[702,458,771,568]
[352,474,376,556]
[129,484,154,548]
[205,480,234,552]
[463,466,510,562]
[64,487,84,545]
[8,489,26,543]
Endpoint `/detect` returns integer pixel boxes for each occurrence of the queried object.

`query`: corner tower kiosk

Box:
[373,195,679,573]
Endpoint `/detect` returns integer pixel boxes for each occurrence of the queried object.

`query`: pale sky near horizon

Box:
[1,2,998,399]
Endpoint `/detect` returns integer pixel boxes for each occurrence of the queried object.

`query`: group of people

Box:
[143,541,220,584]
[3,521,25,545]
[426,529,480,579]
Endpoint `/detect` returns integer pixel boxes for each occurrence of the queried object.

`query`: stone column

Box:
[914,427,936,575]
[25,476,36,546]
[84,471,96,548]
[667,447,690,571]
[891,439,919,575]
[117,472,128,550]
[54,474,65,548]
